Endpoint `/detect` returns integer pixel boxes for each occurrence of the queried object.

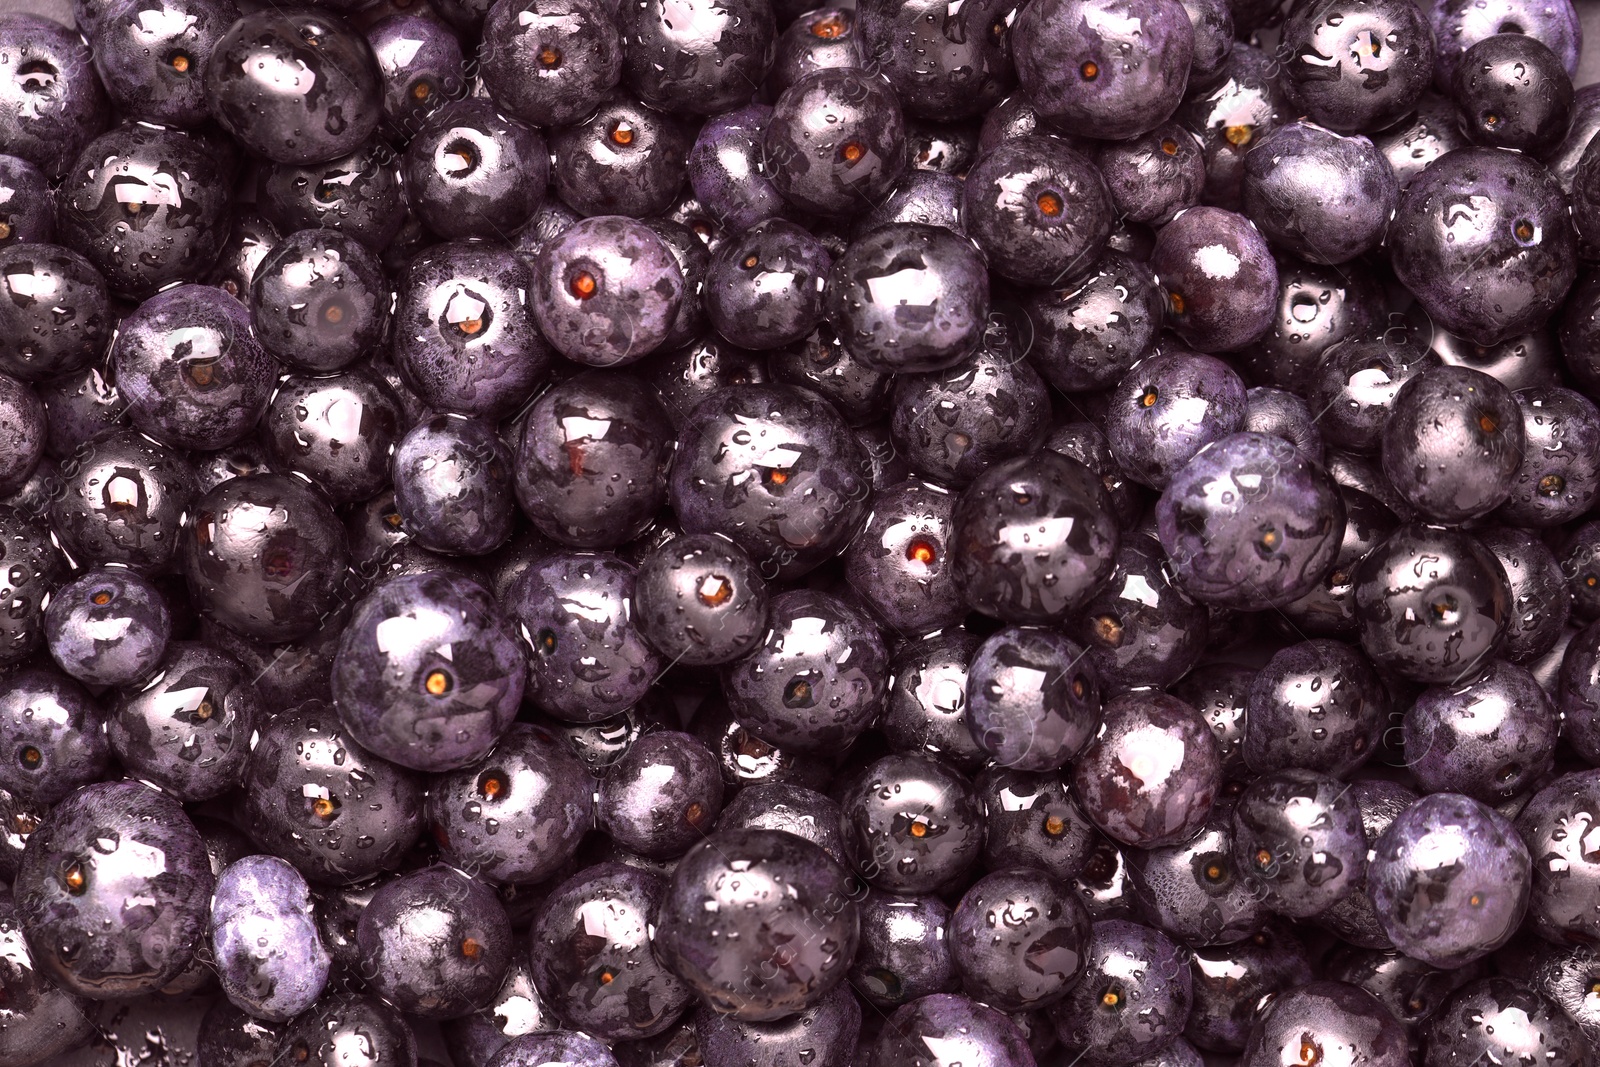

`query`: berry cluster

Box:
[0,0,1599,1065]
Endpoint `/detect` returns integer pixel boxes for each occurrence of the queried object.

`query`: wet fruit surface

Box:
[5,2,1600,1061]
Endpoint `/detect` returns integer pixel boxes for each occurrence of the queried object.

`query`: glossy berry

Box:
[669,383,871,579]
[857,0,1010,120]
[1024,251,1163,394]
[531,862,692,1040]
[619,0,774,116]
[394,414,516,557]
[722,588,887,752]
[60,123,234,300]
[1151,207,1278,353]
[840,753,984,894]
[654,829,860,1021]
[1389,148,1576,347]
[688,103,791,233]
[1012,0,1195,140]
[1241,981,1409,1067]
[44,568,171,687]
[825,222,990,374]
[966,626,1101,773]
[0,243,110,383]
[1073,535,1208,692]
[109,642,259,802]
[1094,125,1206,227]
[550,92,694,220]
[16,780,213,999]
[365,14,465,134]
[979,766,1099,883]
[1380,365,1524,523]
[250,228,388,374]
[1478,525,1568,664]
[1072,690,1221,849]
[850,891,959,1008]
[204,9,383,165]
[394,240,553,419]
[635,533,770,667]
[598,730,724,859]
[1241,122,1398,265]
[404,99,548,241]
[111,284,278,451]
[771,9,863,98]
[1170,664,1252,783]
[478,0,621,128]
[951,867,1092,1011]
[333,571,526,772]
[90,0,238,127]
[532,215,685,367]
[242,701,423,885]
[514,370,672,549]
[509,551,662,723]
[881,630,987,771]
[183,473,350,643]
[1352,524,1510,684]
[0,14,108,180]
[842,480,966,637]
[869,994,1035,1067]
[0,667,108,807]
[279,994,416,1067]
[1403,659,1558,801]
[1514,770,1600,944]
[1423,978,1588,1067]
[1279,0,1435,133]
[763,68,907,217]
[1232,767,1366,918]
[257,141,408,254]
[1454,33,1574,155]
[1367,793,1530,967]
[1105,349,1247,490]
[1245,639,1386,778]
[890,339,1051,488]
[1125,798,1265,947]
[1052,919,1194,1066]
[426,722,592,885]
[964,136,1113,286]
[1245,262,1387,392]
[1498,387,1600,527]
[265,370,403,506]
[705,220,830,351]
[51,428,194,573]
[952,449,1121,624]
[1158,432,1345,611]
[356,864,513,1018]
